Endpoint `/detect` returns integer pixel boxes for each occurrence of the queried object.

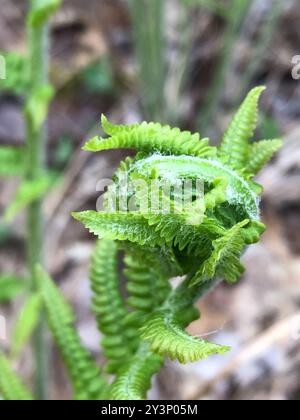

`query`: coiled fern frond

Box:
[70,86,282,399]
[36,266,108,400]
[0,351,34,400]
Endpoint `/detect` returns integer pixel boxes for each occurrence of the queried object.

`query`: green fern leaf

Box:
[36,266,109,400]
[245,139,282,175]
[0,147,25,177]
[140,310,229,363]
[83,116,216,158]
[0,351,34,400]
[101,114,140,136]
[124,250,171,335]
[0,275,26,302]
[72,211,165,247]
[110,343,163,400]
[90,239,132,373]
[145,213,225,257]
[191,220,249,285]
[219,86,266,169]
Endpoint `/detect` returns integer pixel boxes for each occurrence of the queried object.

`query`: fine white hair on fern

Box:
[131,154,260,219]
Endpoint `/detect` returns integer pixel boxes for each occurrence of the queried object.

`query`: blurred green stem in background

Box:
[164,2,193,125]
[25,21,48,401]
[25,0,61,400]
[198,0,252,132]
[129,0,166,121]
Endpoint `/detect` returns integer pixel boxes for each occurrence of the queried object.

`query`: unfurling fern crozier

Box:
[72,86,282,400]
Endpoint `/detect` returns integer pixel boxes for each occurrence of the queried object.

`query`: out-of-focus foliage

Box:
[4,174,55,222]
[0,52,29,95]
[0,352,34,400]
[82,58,114,94]
[0,147,25,177]
[0,275,26,303]
[11,294,42,359]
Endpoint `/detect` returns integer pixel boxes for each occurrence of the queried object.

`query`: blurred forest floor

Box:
[0,0,300,400]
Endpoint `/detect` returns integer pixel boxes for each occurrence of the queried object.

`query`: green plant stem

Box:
[166,275,221,312]
[25,22,49,401]
[165,3,193,125]
[129,0,166,121]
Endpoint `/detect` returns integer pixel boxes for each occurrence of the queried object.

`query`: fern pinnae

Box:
[0,351,34,400]
[140,310,229,364]
[36,266,109,400]
[124,250,171,331]
[219,86,266,169]
[84,116,216,158]
[109,343,163,400]
[245,138,283,175]
[90,239,132,373]
[72,211,166,248]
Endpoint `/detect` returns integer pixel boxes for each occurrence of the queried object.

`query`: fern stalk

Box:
[25,1,59,400]
[129,0,166,121]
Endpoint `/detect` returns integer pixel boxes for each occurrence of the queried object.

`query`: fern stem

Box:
[129,0,166,121]
[166,275,221,314]
[25,19,49,401]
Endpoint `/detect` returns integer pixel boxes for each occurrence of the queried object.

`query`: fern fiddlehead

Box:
[71,86,282,399]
